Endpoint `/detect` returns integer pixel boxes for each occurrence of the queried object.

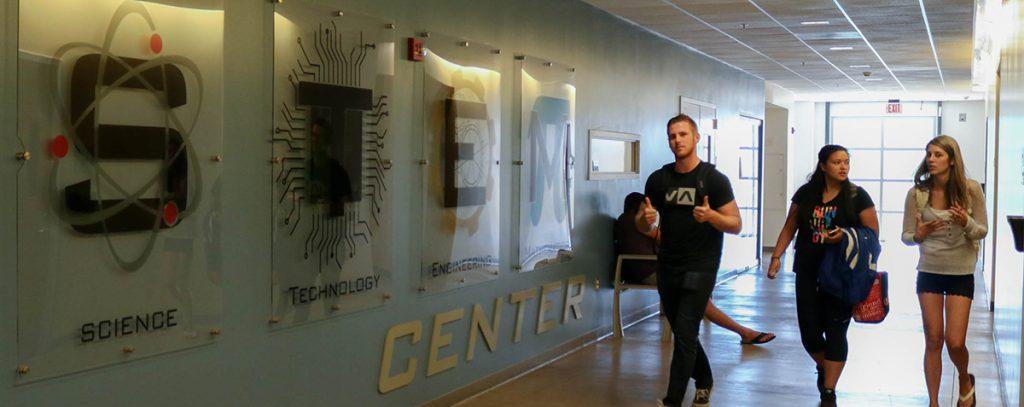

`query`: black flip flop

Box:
[741,332,775,345]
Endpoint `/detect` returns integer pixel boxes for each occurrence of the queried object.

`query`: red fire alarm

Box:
[408,38,423,62]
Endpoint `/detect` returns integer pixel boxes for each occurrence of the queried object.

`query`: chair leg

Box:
[613,285,624,337]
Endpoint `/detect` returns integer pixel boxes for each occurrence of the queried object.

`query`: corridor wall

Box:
[0,0,764,405]
[991,1,1024,404]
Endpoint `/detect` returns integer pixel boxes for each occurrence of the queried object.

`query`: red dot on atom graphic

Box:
[163,202,178,226]
[150,33,163,54]
[51,135,69,158]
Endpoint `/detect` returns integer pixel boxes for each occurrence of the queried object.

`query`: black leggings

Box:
[795,268,853,362]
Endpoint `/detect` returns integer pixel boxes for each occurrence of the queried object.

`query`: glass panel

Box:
[590,138,632,173]
[857,181,882,210]
[417,34,501,291]
[17,0,224,381]
[883,150,924,180]
[878,213,903,243]
[734,178,755,208]
[882,181,915,212]
[517,56,575,272]
[271,3,394,324]
[883,117,936,148]
[848,150,881,180]
[833,117,882,148]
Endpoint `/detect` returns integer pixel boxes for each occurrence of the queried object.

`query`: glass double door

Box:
[831,115,936,268]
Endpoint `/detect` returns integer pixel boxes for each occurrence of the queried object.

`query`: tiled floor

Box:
[460,257,1004,406]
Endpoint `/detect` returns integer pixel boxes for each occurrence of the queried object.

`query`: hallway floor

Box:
[459,259,1003,406]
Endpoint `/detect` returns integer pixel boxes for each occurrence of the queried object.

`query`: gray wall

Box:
[940,100,987,182]
[0,0,764,405]
[763,103,788,248]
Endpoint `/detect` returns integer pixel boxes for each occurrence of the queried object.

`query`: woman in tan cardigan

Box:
[901,135,987,407]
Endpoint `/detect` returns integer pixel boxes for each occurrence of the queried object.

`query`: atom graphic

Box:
[49,0,206,271]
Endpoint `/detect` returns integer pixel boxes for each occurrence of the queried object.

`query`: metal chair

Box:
[612,254,671,342]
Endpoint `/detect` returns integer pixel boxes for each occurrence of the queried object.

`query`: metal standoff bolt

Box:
[15,151,30,161]
[569,67,576,72]
[594,279,601,290]
[269,316,281,324]
[382,159,393,166]
[122,346,135,354]
[418,32,430,38]
[491,49,501,55]
[212,154,223,162]
[16,365,29,375]
[460,278,466,284]
[331,304,341,311]
[512,265,523,271]
[419,159,429,165]
[271,0,282,4]
[383,293,392,300]
[209,328,221,337]
[333,10,343,17]
[495,160,500,165]
[514,55,525,61]
[458,41,469,47]
[512,160,524,166]
[544,62,553,67]
[385,23,395,30]
[418,287,427,292]
[271,156,283,164]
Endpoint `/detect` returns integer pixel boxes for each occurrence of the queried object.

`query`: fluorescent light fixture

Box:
[830,46,854,50]
[972,0,1016,90]
[801,21,830,25]
[849,64,870,68]
[865,78,883,81]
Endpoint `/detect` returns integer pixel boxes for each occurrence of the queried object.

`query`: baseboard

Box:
[425,303,660,407]
[716,267,748,284]
[427,267,753,406]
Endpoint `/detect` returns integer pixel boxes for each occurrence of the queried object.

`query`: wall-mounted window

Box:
[587,129,639,180]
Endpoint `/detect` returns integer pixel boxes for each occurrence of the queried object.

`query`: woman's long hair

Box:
[914,135,971,207]
[799,145,854,221]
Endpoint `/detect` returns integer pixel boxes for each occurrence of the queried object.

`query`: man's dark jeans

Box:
[656,262,718,406]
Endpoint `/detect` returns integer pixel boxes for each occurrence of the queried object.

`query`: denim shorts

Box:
[916,272,974,299]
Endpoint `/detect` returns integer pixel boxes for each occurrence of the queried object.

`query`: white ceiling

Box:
[583,0,977,100]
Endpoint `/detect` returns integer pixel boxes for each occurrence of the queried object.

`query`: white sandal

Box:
[958,373,976,407]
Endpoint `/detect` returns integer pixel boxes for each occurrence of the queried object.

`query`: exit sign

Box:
[887,99,902,113]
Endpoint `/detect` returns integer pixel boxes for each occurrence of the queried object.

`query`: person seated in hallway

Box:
[768,145,879,406]
[901,135,987,407]
[615,192,775,346]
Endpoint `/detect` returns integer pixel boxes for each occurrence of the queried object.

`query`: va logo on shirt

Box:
[665,188,697,206]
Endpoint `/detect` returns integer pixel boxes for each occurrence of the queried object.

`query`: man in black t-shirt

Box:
[636,114,741,407]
